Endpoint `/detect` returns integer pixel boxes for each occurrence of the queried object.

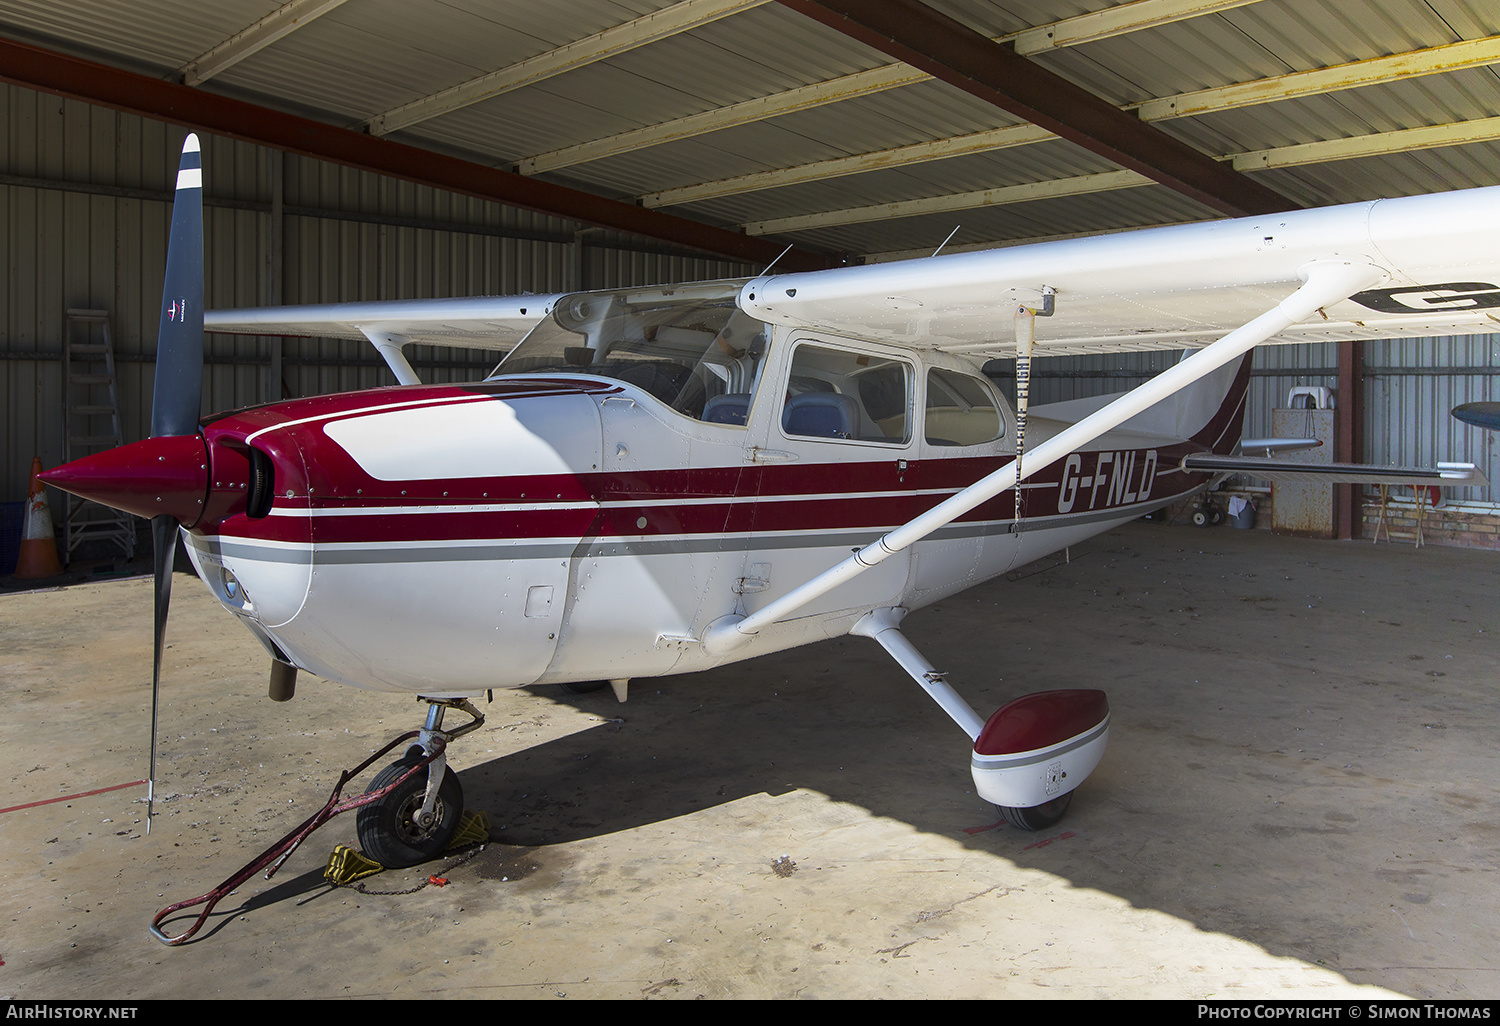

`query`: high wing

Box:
[735,187,1500,358]
[204,295,562,350]
[204,188,1500,364]
[204,294,565,385]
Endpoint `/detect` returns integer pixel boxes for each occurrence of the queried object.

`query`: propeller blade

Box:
[143,133,207,833]
[148,513,178,833]
[151,134,205,440]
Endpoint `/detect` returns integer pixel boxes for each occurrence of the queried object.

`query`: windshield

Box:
[490,280,769,424]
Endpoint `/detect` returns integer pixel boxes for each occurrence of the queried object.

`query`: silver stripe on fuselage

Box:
[195,484,1198,566]
[970,715,1110,772]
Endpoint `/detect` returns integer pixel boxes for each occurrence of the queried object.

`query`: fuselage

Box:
[175,286,1243,696]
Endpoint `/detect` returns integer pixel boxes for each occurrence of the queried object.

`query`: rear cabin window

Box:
[781,343,912,444]
[925,367,1003,446]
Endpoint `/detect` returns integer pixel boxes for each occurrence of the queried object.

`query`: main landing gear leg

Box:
[850,608,1110,831]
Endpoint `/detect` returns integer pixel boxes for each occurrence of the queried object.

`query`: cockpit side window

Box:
[781,343,912,444]
[490,283,769,426]
[925,367,1004,446]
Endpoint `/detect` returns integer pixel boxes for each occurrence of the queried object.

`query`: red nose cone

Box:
[40,435,209,526]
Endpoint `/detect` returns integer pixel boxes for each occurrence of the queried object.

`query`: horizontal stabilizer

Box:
[1182,453,1488,488]
[1237,437,1322,456]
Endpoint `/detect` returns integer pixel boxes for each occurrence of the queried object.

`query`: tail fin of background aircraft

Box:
[1190,352,1252,455]
[1029,351,1252,453]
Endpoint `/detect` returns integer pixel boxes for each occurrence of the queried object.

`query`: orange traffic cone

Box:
[15,457,63,579]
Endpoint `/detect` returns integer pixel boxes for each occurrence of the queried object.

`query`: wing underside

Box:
[736,186,1500,358]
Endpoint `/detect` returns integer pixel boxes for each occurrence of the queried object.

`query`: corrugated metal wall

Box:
[1026,340,1499,505]
[1363,335,1500,504]
[1,84,752,502]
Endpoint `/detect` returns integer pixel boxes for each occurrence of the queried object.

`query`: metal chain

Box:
[338,842,488,896]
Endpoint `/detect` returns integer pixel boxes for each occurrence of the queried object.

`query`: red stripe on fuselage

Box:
[194,377,1215,548]
[204,448,1207,547]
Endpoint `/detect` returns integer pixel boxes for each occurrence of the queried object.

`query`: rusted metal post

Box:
[1336,339,1365,539]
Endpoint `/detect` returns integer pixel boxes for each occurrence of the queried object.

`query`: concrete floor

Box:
[1,520,1498,1000]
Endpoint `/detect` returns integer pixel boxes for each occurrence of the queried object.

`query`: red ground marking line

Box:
[963,819,1005,835]
[0,779,148,815]
[1022,830,1076,851]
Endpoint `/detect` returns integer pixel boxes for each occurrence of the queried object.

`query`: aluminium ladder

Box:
[62,308,136,564]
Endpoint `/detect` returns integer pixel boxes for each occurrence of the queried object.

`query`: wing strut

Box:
[359,328,421,385]
[702,257,1386,657]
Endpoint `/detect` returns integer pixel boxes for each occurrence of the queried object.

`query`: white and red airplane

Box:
[41,136,1495,881]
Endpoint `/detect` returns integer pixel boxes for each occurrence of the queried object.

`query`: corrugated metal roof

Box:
[4,0,1500,259]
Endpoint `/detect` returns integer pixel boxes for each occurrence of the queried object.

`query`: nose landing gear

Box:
[357,697,485,868]
[150,696,487,944]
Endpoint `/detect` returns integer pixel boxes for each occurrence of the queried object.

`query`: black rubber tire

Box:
[998,790,1073,831]
[1192,510,1209,527]
[1209,507,1225,525]
[356,755,464,868]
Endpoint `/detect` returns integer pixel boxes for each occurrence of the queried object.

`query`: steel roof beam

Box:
[643,124,1053,208]
[366,0,768,137]
[520,0,1258,175]
[177,0,350,86]
[864,221,1202,264]
[744,170,1153,235]
[1137,34,1500,120]
[741,116,1500,236]
[519,62,928,175]
[0,37,832,271]
[642,34,1500,209]
[773,0,1292,217]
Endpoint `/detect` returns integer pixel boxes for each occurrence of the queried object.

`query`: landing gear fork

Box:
[355,698,486,868]
[413,698,485,831]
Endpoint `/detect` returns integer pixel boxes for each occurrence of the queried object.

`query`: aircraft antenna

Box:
[760,244,794,276]
[932,225,961,257]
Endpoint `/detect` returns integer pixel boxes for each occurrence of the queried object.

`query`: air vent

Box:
[246,446,275,519]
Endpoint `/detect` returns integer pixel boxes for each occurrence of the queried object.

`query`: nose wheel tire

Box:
[356,754,464,868]
[997,790,1073,831]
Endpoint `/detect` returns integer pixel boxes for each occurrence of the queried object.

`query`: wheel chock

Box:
[447,809,490,851]
[325,845,385,885]
[325,809,489,887]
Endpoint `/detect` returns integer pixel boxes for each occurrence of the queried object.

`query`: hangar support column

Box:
[1336,340,1365,540]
